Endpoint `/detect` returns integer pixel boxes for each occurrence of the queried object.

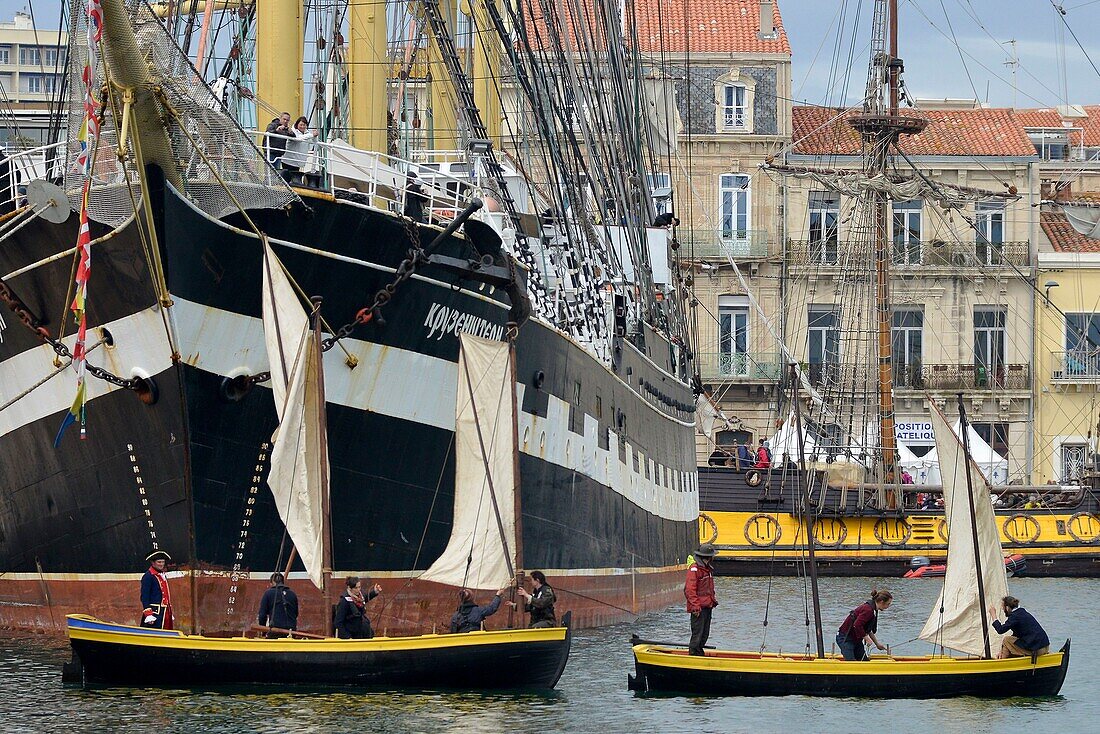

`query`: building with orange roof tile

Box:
[634,0,793,461]
[745,101,1044,479]
[1035,204,1100,483]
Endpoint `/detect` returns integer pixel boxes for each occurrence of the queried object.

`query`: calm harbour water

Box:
[2,576,1094,734]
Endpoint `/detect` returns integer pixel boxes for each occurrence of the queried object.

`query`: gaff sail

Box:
[918,403,1008,657]
[421,332,518,590]
[261,240,327,589]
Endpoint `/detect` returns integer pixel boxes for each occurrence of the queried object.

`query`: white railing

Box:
[0,140,66,204]
[253,131,475,226]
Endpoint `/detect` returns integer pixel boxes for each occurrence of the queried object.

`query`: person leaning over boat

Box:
[514,571,557,628]
[685,544,718,656]
[836,589,892,661]
[988,596,1050,659]
[450,588,509,633]
[257,572,299,637]
[334,577,382,639]
[139,550,174,630]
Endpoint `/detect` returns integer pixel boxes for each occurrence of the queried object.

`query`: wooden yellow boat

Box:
[64,613,572,690]
[629,641,1070,698]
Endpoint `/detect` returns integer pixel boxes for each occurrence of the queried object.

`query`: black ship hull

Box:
[0,175,697,633]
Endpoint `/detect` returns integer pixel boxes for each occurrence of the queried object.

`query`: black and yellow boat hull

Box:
[65,613,571,690]
[629,641,1069,698]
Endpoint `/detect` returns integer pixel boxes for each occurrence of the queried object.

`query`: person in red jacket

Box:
[754,438,772,468]
[685,543,718,656]
[836,588,892,660]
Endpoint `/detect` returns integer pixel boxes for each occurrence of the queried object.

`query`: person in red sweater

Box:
[836,588,893,660]
[685,543,718,656]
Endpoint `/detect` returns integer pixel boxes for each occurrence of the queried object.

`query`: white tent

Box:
[769,412,820,462]
[898,420,1008,485]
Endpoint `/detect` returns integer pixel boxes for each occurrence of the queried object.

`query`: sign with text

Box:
[896,421,934,445]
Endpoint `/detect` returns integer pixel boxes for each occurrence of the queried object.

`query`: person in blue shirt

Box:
[989,595,1050,658]
[449,588,508,633]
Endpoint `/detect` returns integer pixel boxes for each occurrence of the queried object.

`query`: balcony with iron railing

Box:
[788,239,1030,268]
[1050,350,1100,383]
[803,361,1030,390]
[897,362,1030,391]
[696,351,783,382]
[678,229,771,260]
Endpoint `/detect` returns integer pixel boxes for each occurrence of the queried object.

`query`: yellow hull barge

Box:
[628,640,1069,698]
[64,613,572,690]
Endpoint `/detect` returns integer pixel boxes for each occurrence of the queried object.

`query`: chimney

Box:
[758,0,776,39]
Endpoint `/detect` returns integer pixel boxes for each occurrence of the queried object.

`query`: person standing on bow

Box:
[257,572,299,637]
[685,543,718,656]
[836,588,892,661]
[334,576,382,639]
[514,571,557,628]
[139,550,174,630]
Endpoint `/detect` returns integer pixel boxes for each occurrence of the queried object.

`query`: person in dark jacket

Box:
[685,543,718,656]
[257,572,299,637]
[836,588,892,660]
[515,571,556,628]
[989,595,1050,658]
[403,172,429,222]
[449,588,508,633]
[139,550,174,630]
[736,440,754,471]
[334,576,381,639]
[264,112,291,164]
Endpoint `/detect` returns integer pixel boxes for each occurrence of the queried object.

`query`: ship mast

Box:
[255,0,303,125]
[847,0,924,491]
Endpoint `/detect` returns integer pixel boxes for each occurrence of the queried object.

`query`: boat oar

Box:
[251,624,326,640]
[630,634,714,649]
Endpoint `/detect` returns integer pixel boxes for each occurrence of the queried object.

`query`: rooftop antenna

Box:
[1003,39,1018,109]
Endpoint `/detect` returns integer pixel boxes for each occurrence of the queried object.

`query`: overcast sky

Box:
[3,0,1098,110]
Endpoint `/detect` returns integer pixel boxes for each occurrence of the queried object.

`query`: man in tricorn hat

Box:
[140,550,174,630]
[685,543,718,656]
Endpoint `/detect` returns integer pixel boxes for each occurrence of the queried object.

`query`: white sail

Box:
[1064,205,1100,239]
[262,242,327,589]
[421,333,517,590]
[641,75,682,157]
[917,403,1008,657]
[695,391,728,439]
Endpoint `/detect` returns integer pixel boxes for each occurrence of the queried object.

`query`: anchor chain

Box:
[1,277,141,390]
[249,215,426,386]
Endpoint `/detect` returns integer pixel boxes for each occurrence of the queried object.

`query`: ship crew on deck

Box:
[257,572,299,637]
[685,543,718,656]
[836,588,892,661]
[450,588,507,633]
[989,596,1050,659]
[139,550,174,630]
[515,571,557,628]
[334,577,381,639]
[264,112,291,164]
[754,438,772,468]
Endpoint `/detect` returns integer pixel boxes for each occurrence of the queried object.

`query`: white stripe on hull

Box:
[1,297,698,522]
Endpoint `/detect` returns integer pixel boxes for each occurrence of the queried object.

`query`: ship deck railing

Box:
[251,131,474,228]
[0,140,66,203]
